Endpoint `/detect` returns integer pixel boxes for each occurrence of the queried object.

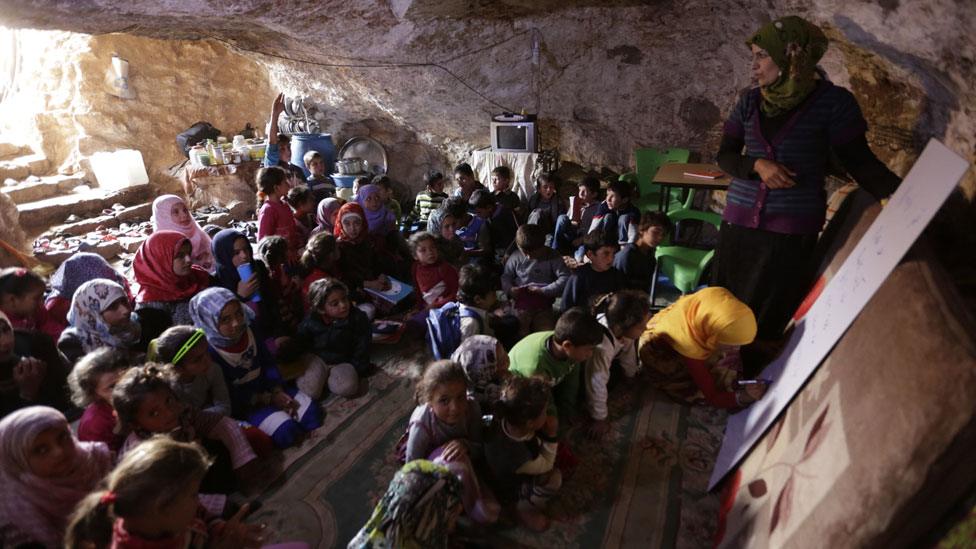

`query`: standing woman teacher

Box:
[714,16,900,341]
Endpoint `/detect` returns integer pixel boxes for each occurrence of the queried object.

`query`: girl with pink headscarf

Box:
[151,194,215,272]
[0,406,112,547]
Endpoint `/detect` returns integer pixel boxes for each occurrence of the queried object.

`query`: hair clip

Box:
[171,329,206,364]
[100,491,117,505]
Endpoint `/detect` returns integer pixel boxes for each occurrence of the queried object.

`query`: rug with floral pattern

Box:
[250,341,727,549]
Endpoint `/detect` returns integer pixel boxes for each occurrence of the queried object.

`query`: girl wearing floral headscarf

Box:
[189,287,321,448]
[44,252,131,339]
[450,335,511,413]
[0,406,112,548]
[57,279,142,366]
[638,287,764,409]
[715,16,900,341]
[133,231,211,331]
[348,460,463,549]
[151,194,215,272]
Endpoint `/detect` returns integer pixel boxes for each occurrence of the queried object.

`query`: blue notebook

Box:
[363,276,414,305]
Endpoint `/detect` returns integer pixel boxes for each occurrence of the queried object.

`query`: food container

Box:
[336,157,367,175]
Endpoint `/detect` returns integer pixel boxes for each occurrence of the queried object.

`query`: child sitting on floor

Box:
[0,311,50,417]
[133,231,212,331]
[66,437,265,549]
[112,364,259,494]
[334,202,392,301]
[58,278,143,367]
[44,252,130,340]
[561,229,624,311]
[372,175,403,225]
[151,326,231,417]
[452,162,484,200]
[501,224,570,336]
[450,334,511,413]
[256,235,303,335]
[275,335,359,399]
[458,190,494,262]
[491,165,526,221]
[589,179,642,246]
[300,231,341,306]
[615,211,671,292]
[357,183,398,236]
[552,176,602,256]
[413,170,449,229]
[256,166,302,264]
[484,376,562,532]
[508,307,603,435]
[458,264,497,339]
[0,406,112,548]
[0,267,60,344]
[151,194,215,273]
[410,231,459,310]
[190,287,322,448]
[285,185,317,246]
[429,200,467,268]
[584,290,649,439]
[68,348,129,452]
[298,278,372,378]
[527,172,564,238]
[303,150,336,202]
[406,360,499,524]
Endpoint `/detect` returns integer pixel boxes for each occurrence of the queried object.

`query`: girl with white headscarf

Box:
[151,194,215,272]
[57,279,142,367]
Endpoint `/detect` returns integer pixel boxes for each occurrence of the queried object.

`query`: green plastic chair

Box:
[655,206,722,294]
[619,147,691,213]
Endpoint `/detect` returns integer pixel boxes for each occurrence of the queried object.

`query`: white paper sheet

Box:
[708,139,972,490]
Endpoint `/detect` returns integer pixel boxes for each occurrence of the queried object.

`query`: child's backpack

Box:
[426,302,482,359]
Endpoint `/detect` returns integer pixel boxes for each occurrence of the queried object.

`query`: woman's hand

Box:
[440,440,468,462]
[736,381,769,405]
[237,274,259,299]
[754,158,797,189]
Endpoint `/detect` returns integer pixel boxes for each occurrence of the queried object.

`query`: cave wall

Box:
[0,0,972,199]
[0,30,275,193]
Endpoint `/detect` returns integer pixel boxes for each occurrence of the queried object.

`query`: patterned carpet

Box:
[246,340,727,549]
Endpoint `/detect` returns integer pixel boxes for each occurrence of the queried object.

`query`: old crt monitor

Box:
[491,113,537,153]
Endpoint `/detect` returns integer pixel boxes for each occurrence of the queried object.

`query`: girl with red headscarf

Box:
[335,202,391,298]
[133,231,211,333]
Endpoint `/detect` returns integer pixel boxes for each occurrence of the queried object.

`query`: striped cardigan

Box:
[722,81,867,235]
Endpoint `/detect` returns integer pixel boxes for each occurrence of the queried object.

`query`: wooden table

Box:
[648,163,731,307]
[651,162,731,213]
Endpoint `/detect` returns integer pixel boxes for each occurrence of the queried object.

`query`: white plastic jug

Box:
[89,149,149,191]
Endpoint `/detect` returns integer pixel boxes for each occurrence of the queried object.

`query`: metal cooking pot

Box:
[336,157,367,175]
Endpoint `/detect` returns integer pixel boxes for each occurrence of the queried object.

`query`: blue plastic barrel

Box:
[289,133,335,179]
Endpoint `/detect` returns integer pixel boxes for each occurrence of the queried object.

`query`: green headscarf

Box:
[747,16,828,116]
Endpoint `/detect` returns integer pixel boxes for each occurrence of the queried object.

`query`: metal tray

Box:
[337,136,388,175]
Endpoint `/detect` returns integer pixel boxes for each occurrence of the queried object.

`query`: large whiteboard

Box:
[708,139,972,490]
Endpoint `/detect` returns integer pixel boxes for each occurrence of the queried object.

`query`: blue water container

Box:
[289,133,336,179]
[332,174,357,189]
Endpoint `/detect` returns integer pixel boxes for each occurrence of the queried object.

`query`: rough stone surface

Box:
[0,191,28,258]
[17,183,152,230]
[0,30,275,197]
[0,1,972,208]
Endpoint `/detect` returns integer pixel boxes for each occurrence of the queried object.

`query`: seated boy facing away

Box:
[458,264,497,339]
[413,170,449,228]
[303,150,336,202]
[588,179,642,246]
[614,211,671,293]
[508,306,603,434]
[552,176,602,256]
[561,229,625,311]
[501,224,570,337]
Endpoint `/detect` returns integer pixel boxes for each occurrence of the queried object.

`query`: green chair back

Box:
[631,147,690,213]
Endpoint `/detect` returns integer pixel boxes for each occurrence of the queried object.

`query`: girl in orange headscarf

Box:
[638,287,766,409]
[335,202,391,299]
